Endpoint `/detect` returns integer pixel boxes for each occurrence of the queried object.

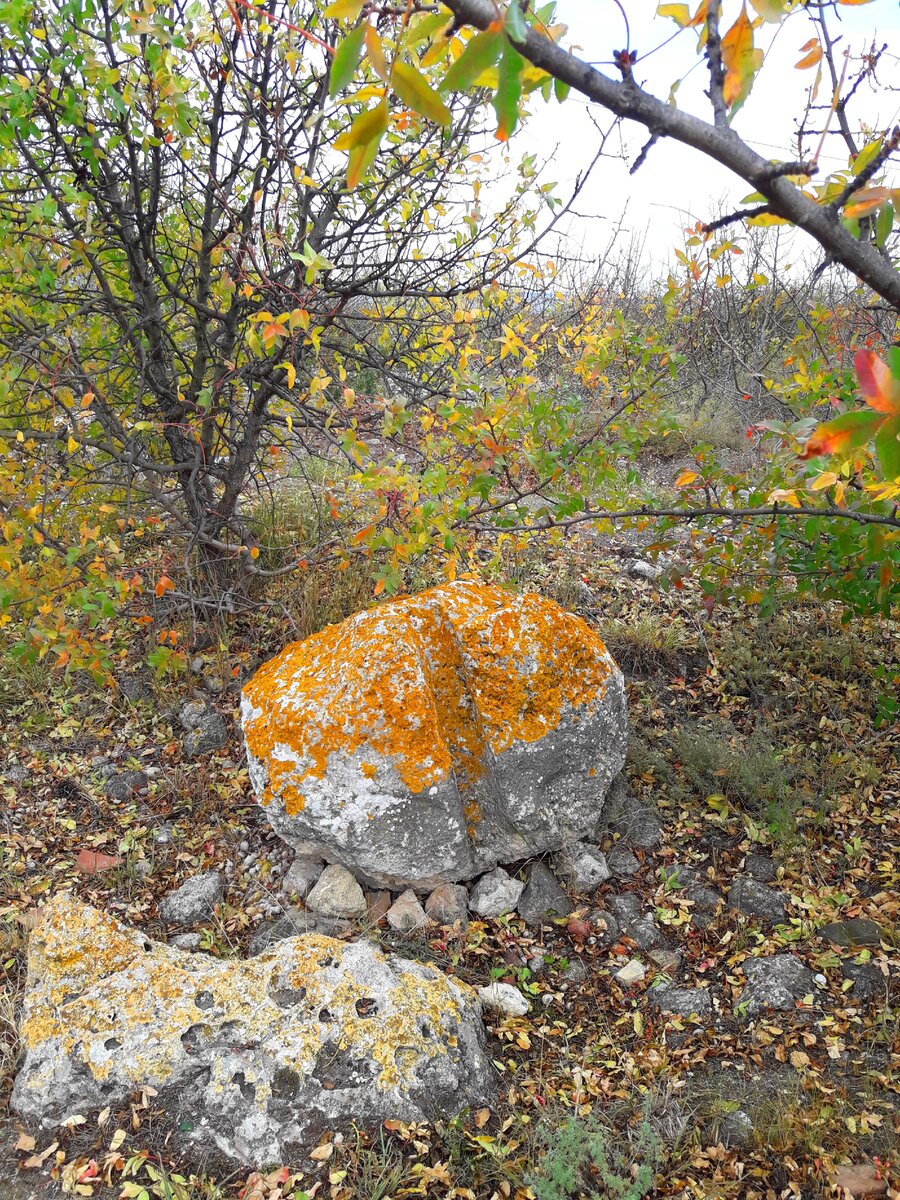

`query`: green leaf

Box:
[505,2,528,43]
[554,76,570,102]
[887,346,900,383]
[391,60,451,126]
[329,23,366,98]
[441,28,503,92]
[494,40,524,140]
[875,415,900,480]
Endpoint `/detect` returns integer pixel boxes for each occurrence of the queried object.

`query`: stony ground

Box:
[0,536,897,1200]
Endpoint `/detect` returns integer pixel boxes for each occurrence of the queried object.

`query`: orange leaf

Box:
[674,469,700,487]
[795,40,822,68]
[75,849,124,873]
[155,574,175,597]
[721,6,758,107]
[855,349,900,415]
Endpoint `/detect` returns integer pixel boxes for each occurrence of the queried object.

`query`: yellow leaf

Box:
[674,469,699,487]
[365,27,388,81]
[67,436,79,453]
[323,0,365,17]
[809,471,838,491]
[390,60,451,126]
[278,361,297,389]
[310,1142,333,1161]
[768,487,801,508]
[657,2,691,25]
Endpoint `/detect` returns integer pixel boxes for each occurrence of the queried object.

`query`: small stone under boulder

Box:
[12,894,495,1165]
[517,862,572,927]
[469,867,524,918]
[425,883,469,929]
[306,864,367,918]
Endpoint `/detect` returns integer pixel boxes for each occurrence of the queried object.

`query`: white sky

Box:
[507,0,900,270]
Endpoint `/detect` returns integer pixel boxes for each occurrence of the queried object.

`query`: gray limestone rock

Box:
[469,868,524,919]
[306,864,367,919]
[552,842,610,892]
[517,862,572,927]
[240,582,628,891]
[727,875,787,923]
[649,985,713,1019]
[158,872,224,926]
[627,915,666,951]
[179,700,228,757]
[12,894,495,1166]
[738,954,819,1017]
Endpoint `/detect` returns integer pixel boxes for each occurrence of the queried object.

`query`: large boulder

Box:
[12,894,495,1166]
[241,581,627,890]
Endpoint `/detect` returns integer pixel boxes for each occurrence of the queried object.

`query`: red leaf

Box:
[854,349,900,415]
[75,849,123,873]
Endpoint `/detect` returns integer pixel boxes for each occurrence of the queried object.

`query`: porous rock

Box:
[158,872,224,926]
[615,959,646,985]
[469,867,524,919]
[12,894,494,1165]
[517,861,572,927]
[241,581,627,890]
[306,864,367,919]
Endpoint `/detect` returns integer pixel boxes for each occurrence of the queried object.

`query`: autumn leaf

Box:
[674,469,699,487]
[855,349,900,415]
[329,24,366,98]
[843,186,894,219]
[154,574,175,597]
[721,6,762,109]
[494,40,524,141]
[391,61,451,126]
[75,848,124,873]
[799,409,882,459]
[795,38,822,69]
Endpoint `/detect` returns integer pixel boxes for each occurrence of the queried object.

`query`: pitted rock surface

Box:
[12,894,494,1165]
[241,581,627,889]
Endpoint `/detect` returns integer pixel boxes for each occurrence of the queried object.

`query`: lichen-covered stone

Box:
[241,582,627,890]
[12,894,494,1166]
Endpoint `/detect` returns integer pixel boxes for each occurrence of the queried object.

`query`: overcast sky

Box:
[507,0,900,272]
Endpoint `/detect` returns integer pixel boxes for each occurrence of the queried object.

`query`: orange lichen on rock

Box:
[242,580,612,802]
[240,581,627,889]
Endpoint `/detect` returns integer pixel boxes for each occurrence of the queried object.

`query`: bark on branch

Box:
[442,0,900,311]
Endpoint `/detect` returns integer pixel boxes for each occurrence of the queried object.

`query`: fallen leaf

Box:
[75,849,123,874]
